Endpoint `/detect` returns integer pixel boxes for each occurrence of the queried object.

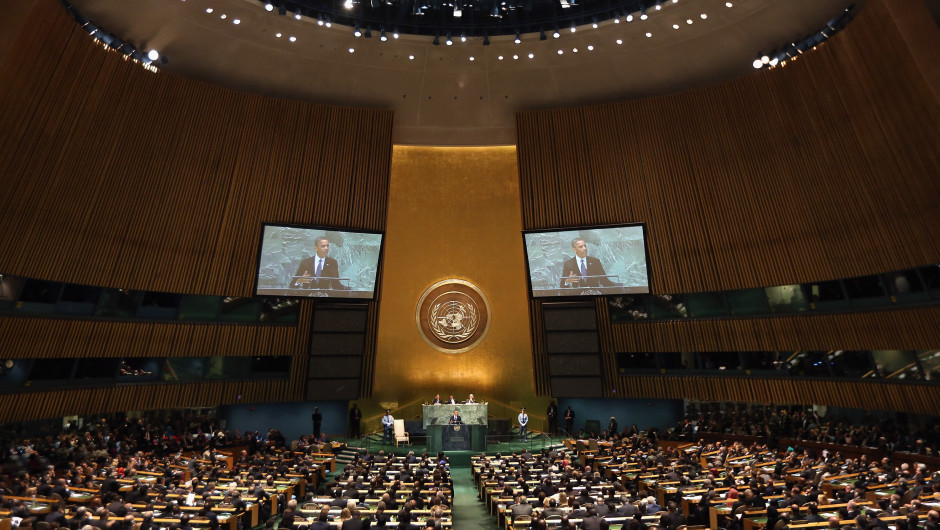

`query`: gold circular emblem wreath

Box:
[416,279,491,354]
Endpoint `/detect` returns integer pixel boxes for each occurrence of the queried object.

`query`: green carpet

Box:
[450,466,498,530]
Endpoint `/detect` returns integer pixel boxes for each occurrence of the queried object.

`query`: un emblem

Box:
[416,279,490,353]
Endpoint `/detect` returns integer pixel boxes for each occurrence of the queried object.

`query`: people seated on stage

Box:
[466,393,476,404]
[447,394,457,404]
[432,393,442,404]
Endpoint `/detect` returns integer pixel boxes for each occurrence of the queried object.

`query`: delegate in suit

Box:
[560,237,617,288]
[292,236,346,290]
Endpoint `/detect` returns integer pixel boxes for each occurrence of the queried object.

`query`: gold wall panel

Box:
[373,146,537,418]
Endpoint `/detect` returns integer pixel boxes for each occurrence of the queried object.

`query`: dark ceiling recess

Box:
[258,0,652,37]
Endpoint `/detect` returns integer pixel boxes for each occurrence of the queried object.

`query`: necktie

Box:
[579,258,586,278]
[315,258,323,278]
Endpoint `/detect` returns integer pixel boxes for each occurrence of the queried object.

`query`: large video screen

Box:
[254,224,383,300]
[523,224,650,298]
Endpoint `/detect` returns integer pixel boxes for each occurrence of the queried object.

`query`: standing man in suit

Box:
[292,236,346,290]
[546,401,558,436]
[564,405,576,435]
[312,407,323,439]
[381,410,395,444]
[560,238,617,288]
[518,407,529,442]
[449,410,463,425]
[348,403,362,438]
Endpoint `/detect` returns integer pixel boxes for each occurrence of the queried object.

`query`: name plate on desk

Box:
[442,425,470,451]
[422,404,488,428]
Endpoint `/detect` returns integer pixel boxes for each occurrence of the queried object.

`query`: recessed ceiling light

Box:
[205,8,213,13]
[686,19,693,24]
[645,32,652,37]
[587,45,593,50]
[672,24,679,29]
[408,54,415,60]
[616,39,623,44]
[289,36,296,42]
[557,49,563,54]
[348,47,355,53]
[220,13,227,19]
[513,54,518,59]
[498,55,504,60]
[528,53,534,58]
[572,48,578,52]
[469,56,475,61]
[701,13,708,19]
[275,32,282,38]
[233,18,241,24]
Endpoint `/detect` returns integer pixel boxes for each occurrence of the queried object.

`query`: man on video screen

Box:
[560,237,617,288]
[291,237,346,290]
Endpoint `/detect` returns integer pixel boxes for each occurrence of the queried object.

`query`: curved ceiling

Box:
[67,0,861,145]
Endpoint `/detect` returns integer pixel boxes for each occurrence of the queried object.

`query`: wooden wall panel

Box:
[0,0,390,413]
[519,0,940,406]
[517,0,940,294]
[0,380,294,424]
[601,306,940,353]
[615,376,940,417]
[0,1,393,297]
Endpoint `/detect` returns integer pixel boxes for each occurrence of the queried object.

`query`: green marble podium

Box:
[422,403,488,428]
[423,404,487,452]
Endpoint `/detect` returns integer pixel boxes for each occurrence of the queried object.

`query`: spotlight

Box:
[354,27,362,37]
[655,0,662,10]
[445,33,453,45]
[277,5,286,15]
[553,29,560,38]
[514,30,521,44]
[433,34,440,45]
[640,6,648,19]
[483,33,490,45]
[626,14,633,21]
[364,28,372,38]
[570,24,576,32]
[460,33,467,42]
[147,49,160,61]
[539,30,547,40]
[393,30,399,38]
[761,54,770,64]
[294,11,301,19]
[752,58,762,69]
[380,30,388,41]
[265,2,274,11]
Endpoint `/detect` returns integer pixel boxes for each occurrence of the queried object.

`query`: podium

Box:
[428,424,486,452]
[423,403,487,452]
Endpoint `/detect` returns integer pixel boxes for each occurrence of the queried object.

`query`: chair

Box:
[584,419,601,434]
[772,519,788,530]
[513,515,533,527]
[394,419,410,446]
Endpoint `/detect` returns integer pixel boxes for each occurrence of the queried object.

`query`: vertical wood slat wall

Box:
[517,0,940,406]
[0,1,393,297]
[0,0,392,419]
[616,376,940,418]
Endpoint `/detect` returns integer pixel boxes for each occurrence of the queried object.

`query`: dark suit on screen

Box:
[292,256,345,290]
[560,256,616,288]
